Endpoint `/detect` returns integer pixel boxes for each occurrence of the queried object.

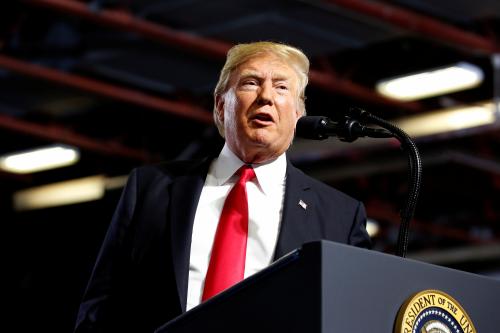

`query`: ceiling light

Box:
[395,102,497,137]
[13,175,128,211]
[376,62,483,101]
[14,175,105,211]
[0,144,80,174]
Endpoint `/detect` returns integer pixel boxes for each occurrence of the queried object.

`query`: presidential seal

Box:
[394,290,476,333]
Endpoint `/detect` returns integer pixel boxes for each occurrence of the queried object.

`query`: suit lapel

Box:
[274,161,321,259]
[168,160,210,312]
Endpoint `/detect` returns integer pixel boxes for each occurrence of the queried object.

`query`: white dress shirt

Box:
[186,144,287,310]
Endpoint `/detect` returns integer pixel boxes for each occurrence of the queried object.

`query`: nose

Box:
[257,80,273,106]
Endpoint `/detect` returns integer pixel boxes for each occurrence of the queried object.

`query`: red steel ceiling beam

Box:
[24,0,421,112]
[0,113,151,161]
[308,70,420,110]
[365,200,499,244]
[327,0,500,53]
[25,0,232,59]
[0,55,213,124]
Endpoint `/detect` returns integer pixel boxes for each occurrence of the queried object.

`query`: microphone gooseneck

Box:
[296,110,422,258]
[349,108,422,258]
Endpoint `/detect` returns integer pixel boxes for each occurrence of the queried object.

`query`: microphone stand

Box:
[349,108,422,258]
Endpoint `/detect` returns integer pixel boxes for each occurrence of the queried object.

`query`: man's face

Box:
[217,54,301,163]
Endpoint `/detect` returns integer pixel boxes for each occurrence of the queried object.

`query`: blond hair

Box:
[213,41,309,137]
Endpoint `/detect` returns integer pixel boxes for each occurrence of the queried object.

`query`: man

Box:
[74,41,370,333]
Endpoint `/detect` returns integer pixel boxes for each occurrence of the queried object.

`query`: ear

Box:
[215,94,225,123]
[295,96,305,119]
[295,104,304,120]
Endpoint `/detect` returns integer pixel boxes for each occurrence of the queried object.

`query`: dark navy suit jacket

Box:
[75,158,370,333]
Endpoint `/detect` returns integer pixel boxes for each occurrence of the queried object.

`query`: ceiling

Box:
[5,1,500,331]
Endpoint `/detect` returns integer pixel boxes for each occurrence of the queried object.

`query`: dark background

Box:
[3,1,500,332]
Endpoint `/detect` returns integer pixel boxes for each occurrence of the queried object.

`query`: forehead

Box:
[233,54,298,80]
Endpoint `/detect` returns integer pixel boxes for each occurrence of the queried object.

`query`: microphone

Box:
[296,116,392,142]
[296,109,422,258]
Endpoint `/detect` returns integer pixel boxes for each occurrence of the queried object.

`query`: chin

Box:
[249,129,274,147]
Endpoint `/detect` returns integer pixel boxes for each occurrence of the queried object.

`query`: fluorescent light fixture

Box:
[13,175,128,211]
[395,101,497,138]
[14,175,104,211]
[0,144,80,174]
[376,62,483,101]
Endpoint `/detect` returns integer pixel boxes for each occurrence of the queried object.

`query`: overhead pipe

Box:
[327,0,500,54]
[0,55,213,124]
[365,200,495,244]
[24,0,232,59]
[308,70,421,110]
[0,113,151,161]
[24,0,422,112]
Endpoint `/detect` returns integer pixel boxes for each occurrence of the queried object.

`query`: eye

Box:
[242,79,258,86]
[276,83,289,91]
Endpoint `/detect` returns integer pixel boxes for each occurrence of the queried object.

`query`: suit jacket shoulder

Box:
[289,163,362,204]
[132,159,210,187]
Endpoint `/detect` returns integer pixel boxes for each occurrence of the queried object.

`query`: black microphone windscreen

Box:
[295,116,328,140]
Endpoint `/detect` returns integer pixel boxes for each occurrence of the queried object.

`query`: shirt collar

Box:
[213,143,287,195]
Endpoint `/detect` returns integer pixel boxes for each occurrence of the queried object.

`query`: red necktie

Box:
[202,165,256,301]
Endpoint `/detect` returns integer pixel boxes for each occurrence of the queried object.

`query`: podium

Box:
[156,241,500,332]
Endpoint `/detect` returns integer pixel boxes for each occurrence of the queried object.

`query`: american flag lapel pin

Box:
[298,199,307,210]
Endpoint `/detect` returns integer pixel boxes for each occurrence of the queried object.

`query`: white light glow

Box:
[0,145,80,174]
[376,62,483,101]
[395,102,497,138]
[12,174,128,211]
[13,175,105,211]
[366,219,380,238]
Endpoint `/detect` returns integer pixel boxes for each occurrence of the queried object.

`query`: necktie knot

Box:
[237,165,256,184]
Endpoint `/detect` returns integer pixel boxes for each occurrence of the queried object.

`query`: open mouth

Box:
[251,113,274,123]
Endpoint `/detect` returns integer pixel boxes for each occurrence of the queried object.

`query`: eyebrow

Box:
[238,70,291,82]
